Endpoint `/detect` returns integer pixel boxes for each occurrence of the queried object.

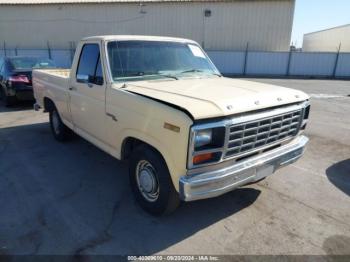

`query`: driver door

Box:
[69,42,107,143]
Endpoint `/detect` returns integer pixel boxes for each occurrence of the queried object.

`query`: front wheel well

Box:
[121,137,165,162]
[43,97,55,112]
[121,137,147,161]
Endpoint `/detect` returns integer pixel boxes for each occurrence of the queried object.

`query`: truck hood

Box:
[121,77,309,120]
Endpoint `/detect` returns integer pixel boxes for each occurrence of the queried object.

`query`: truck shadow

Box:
[326,159,350,196]
[0,122,261,255]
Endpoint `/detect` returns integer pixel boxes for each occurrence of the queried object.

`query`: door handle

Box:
[106,112,118,122]
[69,86,75,91]
[87,83,93,88]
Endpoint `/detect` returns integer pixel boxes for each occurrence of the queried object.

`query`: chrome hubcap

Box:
[136,160,159,202]
[52,111,60,134]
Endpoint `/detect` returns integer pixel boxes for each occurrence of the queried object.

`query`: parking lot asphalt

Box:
[0,79,349,256]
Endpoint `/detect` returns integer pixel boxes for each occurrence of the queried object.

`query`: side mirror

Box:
[76,74,89,83]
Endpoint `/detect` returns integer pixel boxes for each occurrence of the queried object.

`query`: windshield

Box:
[107,40,219,81]
[9,57,56,70]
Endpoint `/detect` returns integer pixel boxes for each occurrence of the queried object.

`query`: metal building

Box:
[0,0,295,51]
[303,24,350,52]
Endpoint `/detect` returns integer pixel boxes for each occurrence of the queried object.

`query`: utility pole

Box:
[3,41,6,57]
[332,42,342,78]
[47,41,52,59]
[286,49,293,77]
[243,42,249,75]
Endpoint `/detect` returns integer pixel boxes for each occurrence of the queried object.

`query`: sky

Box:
[291,0,350,47]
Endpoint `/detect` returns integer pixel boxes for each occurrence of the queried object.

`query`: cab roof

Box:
[82,35,198,44]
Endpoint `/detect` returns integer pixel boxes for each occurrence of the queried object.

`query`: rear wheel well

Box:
[43,97,55,112]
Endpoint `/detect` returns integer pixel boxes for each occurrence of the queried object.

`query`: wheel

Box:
[4,95,16,107]
[0,86,15,107]
[129,145,180,216]
[49,106,73,142]
[0,87,16,107]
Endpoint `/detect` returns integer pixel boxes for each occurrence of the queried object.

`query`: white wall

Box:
[0,0,295,51]
[303,25,350,52]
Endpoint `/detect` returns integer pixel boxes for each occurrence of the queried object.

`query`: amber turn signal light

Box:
[193,153,213,165]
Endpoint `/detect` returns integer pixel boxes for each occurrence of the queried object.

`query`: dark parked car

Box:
[0,56,56,106]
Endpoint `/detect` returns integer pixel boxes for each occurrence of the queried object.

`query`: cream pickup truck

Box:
[33,35,310,215]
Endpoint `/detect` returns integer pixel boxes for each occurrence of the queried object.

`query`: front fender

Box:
[118,129,185,192]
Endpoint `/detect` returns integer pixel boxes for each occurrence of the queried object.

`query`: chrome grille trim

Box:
[224,109,303,159]
[187,101,310,170]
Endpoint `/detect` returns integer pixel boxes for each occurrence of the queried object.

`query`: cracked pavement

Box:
[0,79,349,255]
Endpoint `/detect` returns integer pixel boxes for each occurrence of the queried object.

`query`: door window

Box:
[94,57,103,85]
[76,44,103,85]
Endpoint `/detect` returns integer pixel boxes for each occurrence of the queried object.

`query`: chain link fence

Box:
[1,44,349,79]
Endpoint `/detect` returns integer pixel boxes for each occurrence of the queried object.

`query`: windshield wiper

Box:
[179,69,222,77]
[157,73,178,80]
[114,72,178,81]
[180,69,204,74]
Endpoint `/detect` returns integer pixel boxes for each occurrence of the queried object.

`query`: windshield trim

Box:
[111,73,179,82]
[104,40,221,84]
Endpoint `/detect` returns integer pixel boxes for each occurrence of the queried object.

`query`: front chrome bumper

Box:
[179,135,309,201]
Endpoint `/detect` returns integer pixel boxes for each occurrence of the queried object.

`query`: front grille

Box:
[224,109,303,158]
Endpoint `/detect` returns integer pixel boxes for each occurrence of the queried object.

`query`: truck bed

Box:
[33,69,71,110]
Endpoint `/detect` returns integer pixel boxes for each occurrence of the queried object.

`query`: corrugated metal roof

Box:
[304,24,350,36]
[0,0,285,4]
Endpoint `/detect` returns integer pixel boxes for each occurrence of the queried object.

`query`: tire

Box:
[49,105,73,142]
[4,96,16,107]
[0,87,15,107]
[129,145,180,216]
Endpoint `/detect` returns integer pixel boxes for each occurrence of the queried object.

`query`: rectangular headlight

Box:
[193,127,225,151]
[194,129,212,149]
[189,126,226,168]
